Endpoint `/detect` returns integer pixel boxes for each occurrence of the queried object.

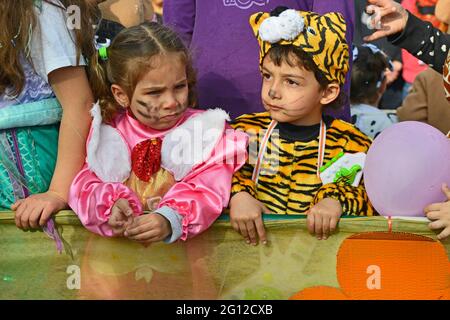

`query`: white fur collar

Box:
[86,106,230,183]
[162,108,230,181]
[86,102,131,182]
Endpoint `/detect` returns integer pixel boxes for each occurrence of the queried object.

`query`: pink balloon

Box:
[363,121,450,217]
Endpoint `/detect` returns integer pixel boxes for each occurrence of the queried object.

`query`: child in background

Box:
[350,44,396,139]
[1,0,95,230]
[230,7,374,245]
[69,22,247,244]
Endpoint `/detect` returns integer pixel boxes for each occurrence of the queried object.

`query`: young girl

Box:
[350,43,396,139]
[68,22,248,243]
[230,7,375,245]
[1,0,95,230]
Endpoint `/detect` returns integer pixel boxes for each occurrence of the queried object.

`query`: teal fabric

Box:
[0,124,59,209]
[0,98,62,130]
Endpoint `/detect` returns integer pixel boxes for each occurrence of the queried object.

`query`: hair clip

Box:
[363,43,382,54]
[352,45,359,61]
[352,43,394,71]
[98,46,108,61]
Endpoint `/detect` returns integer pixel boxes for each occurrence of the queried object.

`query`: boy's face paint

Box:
[129,52,189,130]
[261,55,324,126]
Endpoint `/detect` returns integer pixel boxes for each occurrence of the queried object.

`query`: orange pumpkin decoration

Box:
[291,232,450,300]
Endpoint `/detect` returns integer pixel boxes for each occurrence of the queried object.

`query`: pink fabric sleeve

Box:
[158,129,248,241]
[68,164,143,237]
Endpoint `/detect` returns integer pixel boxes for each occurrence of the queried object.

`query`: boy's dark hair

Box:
[267,45,346,111]
[350,45,390,105]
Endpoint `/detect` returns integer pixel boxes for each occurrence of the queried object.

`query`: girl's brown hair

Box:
[0,0,97,98]
[90,21,197,123]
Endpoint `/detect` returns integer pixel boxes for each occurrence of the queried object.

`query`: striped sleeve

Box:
[312,120,376,216]
[231,163,257,198]
[312,179,375,216]
[230,113,271,198]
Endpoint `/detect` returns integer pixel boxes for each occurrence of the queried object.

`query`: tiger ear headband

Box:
[249,7,350,86]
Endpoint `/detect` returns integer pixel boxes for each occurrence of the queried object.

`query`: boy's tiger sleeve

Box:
[229,117,259,198]
[231,162,257,198]
[312,124,376,216]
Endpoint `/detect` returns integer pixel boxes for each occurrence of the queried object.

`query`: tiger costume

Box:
[229,7,375,217]
[231,112,375,216]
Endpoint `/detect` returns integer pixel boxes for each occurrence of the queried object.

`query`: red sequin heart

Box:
[131,138,162,182]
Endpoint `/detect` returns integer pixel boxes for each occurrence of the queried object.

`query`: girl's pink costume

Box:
[69,104,248,242]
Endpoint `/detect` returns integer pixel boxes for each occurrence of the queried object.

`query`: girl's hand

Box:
[307,198,343,240]
[108,198,135,236]
[425,184,450,241]
[11,191,67,230]
[229,192,271,245]
[363,0,409,42]
[124,213,172,243]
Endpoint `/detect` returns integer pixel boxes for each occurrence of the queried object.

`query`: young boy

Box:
[230,7,375,245]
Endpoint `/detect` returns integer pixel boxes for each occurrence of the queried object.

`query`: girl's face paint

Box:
[129,52,189,130]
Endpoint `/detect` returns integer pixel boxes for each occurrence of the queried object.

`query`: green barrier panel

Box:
[1,211,449,300]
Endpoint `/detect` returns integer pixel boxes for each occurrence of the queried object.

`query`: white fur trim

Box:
[259,9,305,43]
[161,108,230,181]
[87,102,131,182]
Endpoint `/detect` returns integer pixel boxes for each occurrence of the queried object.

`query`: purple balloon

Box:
[363,121,450,217]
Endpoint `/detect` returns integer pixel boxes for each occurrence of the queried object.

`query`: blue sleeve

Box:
[154,205,183,244]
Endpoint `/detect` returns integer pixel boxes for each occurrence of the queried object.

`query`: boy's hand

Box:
[229,192,271,245]
[425,183,450,241]
[124,213,172,244]
[108,198,134,236]
[307,198,343,240]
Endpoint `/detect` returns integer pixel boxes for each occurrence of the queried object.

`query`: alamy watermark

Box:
[366,265,381,290]
[361,5,383,30]
[66,264,81,290]
[160,123,280,169]
[66,5,81,30]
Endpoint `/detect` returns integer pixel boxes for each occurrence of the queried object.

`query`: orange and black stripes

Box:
[231,112,375,216]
